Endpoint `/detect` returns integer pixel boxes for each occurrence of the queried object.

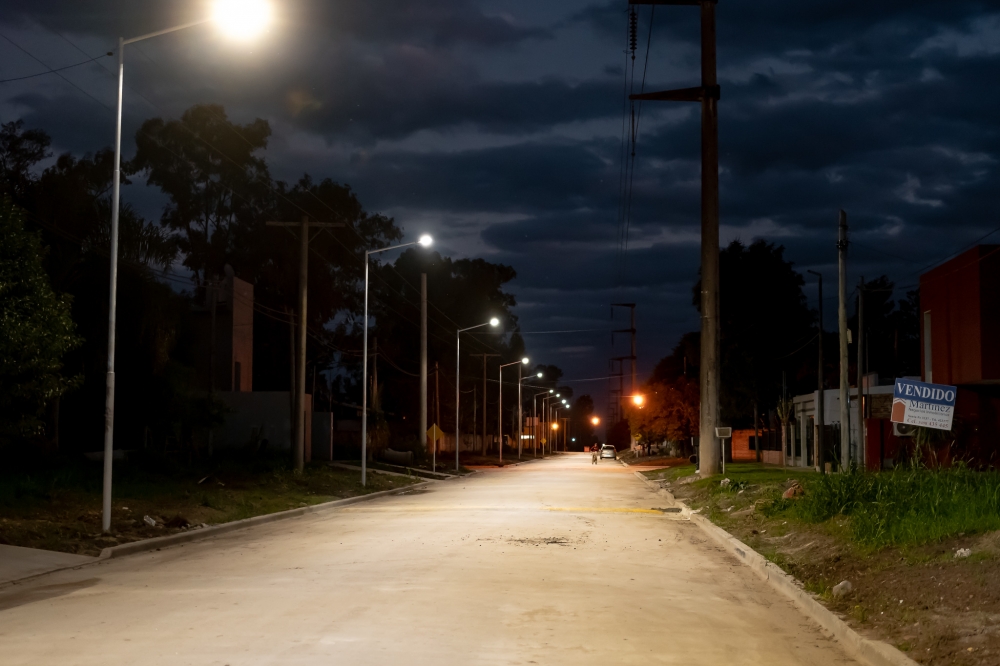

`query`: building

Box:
[919,245,1000,464]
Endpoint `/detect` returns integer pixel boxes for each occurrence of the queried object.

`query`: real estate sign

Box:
[891,378,957,431]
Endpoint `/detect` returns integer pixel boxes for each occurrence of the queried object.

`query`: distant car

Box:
[600,445,616,460]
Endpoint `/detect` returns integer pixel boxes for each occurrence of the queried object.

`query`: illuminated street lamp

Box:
[591,416,601,426]
[456,317,500,471]
[101,0,272,533]
[498,357,530,463]
[362,235,433,486]
[632,394,645,407]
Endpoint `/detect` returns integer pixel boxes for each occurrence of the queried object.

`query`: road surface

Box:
[0,454,856,665]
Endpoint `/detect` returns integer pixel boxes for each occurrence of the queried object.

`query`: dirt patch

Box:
[653,465,1000,666]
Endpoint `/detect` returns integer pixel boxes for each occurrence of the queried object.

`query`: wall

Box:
[216,391,311,460]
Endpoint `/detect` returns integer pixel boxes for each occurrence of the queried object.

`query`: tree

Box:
[0,198,80,441]
[693,239,815,425]
[132,104,273,285]
[0,120,50,204]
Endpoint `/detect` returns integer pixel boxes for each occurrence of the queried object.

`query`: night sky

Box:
[2,1,999,416]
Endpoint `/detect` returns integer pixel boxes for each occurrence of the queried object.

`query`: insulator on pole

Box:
[629,9,638,58]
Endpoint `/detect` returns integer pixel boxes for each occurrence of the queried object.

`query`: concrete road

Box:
[0,454,856,665]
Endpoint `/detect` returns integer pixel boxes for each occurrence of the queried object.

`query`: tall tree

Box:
[132,104,273,285]
[0,198,80,442]
[0,120,50,205]
[693,239,814,425]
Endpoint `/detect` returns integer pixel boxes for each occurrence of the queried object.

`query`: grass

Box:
[648,461,1000,550]
[0,452,421,555]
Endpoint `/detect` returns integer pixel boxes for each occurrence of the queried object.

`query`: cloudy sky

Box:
[2,1,999,415]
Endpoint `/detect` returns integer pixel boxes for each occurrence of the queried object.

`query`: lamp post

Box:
[517,372,543,458]
[530,389,550,456]
[498,358,529,463]
[541,392,559,454]
[100,0,271,534]
[362,235,433,486]
[456,318,500,471]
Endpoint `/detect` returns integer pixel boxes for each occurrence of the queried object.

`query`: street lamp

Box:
[456,317,500,471]
[632,394,645,406]
[362,235,433,486]
[591,416,601,426]
[541,393,560,455]
[100,1,272,533]
[530,389,551,457]
[498,358,529,463]
[515,368,540,459]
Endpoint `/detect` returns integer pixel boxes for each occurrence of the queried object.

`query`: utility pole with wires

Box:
[627,0,721,477]
[266,217,343,473]
[837,210,850,470]
[807,269,825,472]
[470,353,499,454]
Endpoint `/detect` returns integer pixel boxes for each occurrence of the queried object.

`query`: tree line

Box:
[0,106,552,459]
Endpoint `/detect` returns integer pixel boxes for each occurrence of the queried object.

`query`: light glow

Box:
[521,357,530,364]
[632,395,645,406]
[489,317,500,327]
[590,416,600,426]
[213,0,271,40]
[551,423,559,430]
[536,372,543,378]
[418,234,433,247]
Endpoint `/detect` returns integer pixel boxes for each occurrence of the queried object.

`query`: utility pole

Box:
[837,210,850,471]
[434,361,440,471]
[807,270,824,472]
[470,353,499,454]
[629,0,720,477]
[857,276,865,469]
[420,274,427,455]
[267,218,343,473]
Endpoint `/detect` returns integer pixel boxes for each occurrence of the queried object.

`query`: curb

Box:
[633,471,918,666]
[0,480,433,590]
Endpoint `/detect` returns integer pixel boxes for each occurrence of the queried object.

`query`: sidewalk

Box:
[0,544,96,586]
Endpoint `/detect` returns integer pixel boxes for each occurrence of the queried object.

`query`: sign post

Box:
[891,379,956,432]
[715,427,732,475]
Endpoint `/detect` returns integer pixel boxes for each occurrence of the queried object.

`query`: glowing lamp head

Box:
[591,416,600,426]
[489,317,500,327]
[551,423,559,431]
[521,357,529,365]
[536,372,543,378]
[548,389,554,394]
[213,0,271,40]
[561,400,567,405]
[418,234,433,247]
[632,395,645,406]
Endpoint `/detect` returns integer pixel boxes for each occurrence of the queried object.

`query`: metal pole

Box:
[295,218,308,473]
[420,274,427,459]
[837,210,850,471]
[698,0,721,478]
[482,357,487,455]
[361,254,369,486]
[455,332,461,472]
[102,37,125,534]
[533,396,538,457]
[808,270,824,473]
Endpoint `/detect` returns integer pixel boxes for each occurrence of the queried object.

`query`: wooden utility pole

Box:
[629,0,720,476]
[420,274,428,455]
[267,218,343,473]
[837,211,850,470]
[434,360,440,470]
[470,353,499,453]
[807,270,825,472]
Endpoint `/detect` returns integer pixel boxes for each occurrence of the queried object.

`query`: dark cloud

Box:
[2,0,999,415]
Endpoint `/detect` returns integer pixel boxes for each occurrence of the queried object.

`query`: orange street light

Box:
[551,423,559,431]
[590,416,600,426]
[632,394,645,406]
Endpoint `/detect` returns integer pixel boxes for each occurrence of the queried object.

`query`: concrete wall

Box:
[216,392,311,459]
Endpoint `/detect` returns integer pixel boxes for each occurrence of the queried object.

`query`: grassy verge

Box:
[647,463,1000,664]
[0,453,422,556]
